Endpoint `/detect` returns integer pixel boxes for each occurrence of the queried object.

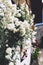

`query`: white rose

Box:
[30,19,34,22]
[16,46,20,51]
[25,39,31,45]
[3,0,12,5]
[34,27,37,30]
[6,44,8,47]
[13,28,17,33]
[29,10,32,14]
[9,62,14,65]
[14,17,19,22]
[33,14,35,18]
[26,4,30,15]
[0,3,6,11]
[8,16,14,22]
[20,27,26,36]
[13,55,17,60]
[32,37,36,43]
[7,23,15,31]
[12,5,17,16]
[23,20,31,28]
[12,4,17,10]
[32,31,37,36]
[24,46,28,50]
[12,47,15,50]
[21,11,25,14]
[15,21,20,26]
[5,55,11,60]
[21,52,24,58]
[16,13,21,17]
[26,4,29,10]
[6,47,12,54]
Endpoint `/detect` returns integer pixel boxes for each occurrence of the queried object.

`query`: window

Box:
[31,0,42,23]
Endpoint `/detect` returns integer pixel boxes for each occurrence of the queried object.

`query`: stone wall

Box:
[35,23,43,43]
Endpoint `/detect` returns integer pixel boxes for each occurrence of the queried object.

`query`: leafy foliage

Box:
[32,48,40,59]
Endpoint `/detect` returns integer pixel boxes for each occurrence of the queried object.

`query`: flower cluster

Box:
[5,46,20,65]
[0,0,37,65]
[0,0,35,37]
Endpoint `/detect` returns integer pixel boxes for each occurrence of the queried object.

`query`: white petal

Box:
[9,62,14,65]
